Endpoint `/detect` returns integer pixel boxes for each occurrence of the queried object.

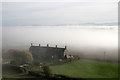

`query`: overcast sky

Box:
[2,1,118,26]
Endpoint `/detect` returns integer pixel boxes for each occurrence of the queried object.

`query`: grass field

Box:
[2,59,119,78]
[50,59,118,78]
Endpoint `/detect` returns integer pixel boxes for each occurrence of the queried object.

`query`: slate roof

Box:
[29,44,66,60]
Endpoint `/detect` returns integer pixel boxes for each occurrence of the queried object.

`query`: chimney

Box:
[65,46,67,49]
[31,43,33,46]
[47,44,49,47]
[56,45,57,48]
[39,44,41,47]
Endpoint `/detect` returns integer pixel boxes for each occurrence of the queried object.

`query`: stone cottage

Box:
[29,43,67,61]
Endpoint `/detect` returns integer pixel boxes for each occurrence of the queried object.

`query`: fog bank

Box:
[2,26,118,61]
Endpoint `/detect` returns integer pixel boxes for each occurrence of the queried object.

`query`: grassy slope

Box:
[2,64,35,78]
[50,59,118,78]
[2,59,119,78]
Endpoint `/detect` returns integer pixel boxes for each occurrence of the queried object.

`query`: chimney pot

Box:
[47,44,49,47]
[65,46,67,49]
[56,45,57,48]
[31,43,33,46]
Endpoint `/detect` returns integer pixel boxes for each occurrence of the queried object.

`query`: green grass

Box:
[50,59,118,78]
[2,59,119,78]
[2,64,22,78]
[2,59,12,64]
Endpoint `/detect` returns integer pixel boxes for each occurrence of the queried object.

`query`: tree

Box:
[10,50,33,65]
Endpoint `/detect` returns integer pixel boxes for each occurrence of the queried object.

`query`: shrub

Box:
[42,64,52,77]
[28,71,43,77]
[20,67,29,73]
